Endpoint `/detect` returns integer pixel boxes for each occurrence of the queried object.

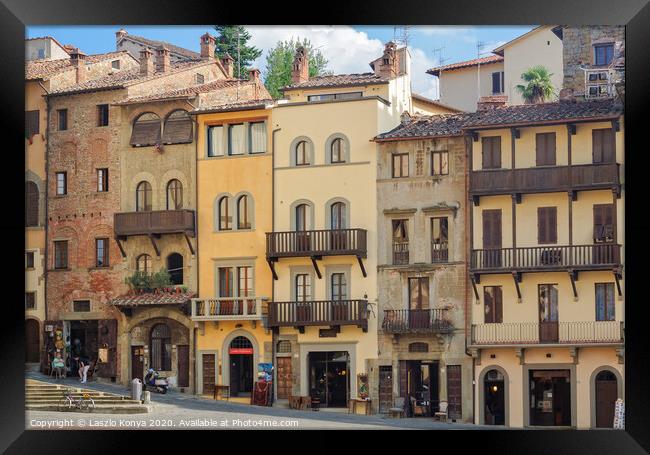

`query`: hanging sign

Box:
[229,348,253,355]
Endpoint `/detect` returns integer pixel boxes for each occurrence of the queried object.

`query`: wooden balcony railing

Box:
[470,163,620,195]
[393,241,409,265]
[471,321,624,345]
[382,309,453,334]
[470,244,621,272]
[266,229,367,259]
[191,297,266,321]
[267,299,368,331]
[114,210,196,237]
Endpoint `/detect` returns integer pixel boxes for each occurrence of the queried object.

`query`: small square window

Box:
[196,73,205,85]
[392,153,409,178]
[97,168,109,192]
[37,49,45,59]
[73,300,91,312]
[111,60,120,69]
[25,292,36,310]
[54,240,68,269]
[26,251,35,269]
[56,172,67,195]
[431,151,449,176]
[97,104,109,127]
[57,109,68,131]
[95,238,109,267]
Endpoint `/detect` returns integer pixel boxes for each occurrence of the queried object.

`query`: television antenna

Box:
[476,40,490,102]
[393,26,411,47]
[433,47,448,99]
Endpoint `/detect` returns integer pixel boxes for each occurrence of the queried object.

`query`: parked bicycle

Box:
[58,388,95,412]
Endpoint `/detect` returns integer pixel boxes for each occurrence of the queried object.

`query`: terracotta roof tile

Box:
[426,55,503,76]
[375,113,474,141]
[282,72,390,91]
[25,51,130,80]
[110,291,196,307]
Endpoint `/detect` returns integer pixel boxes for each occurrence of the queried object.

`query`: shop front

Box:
[529,369,572,427]
[308,351,350,408]
[400,359,440,417]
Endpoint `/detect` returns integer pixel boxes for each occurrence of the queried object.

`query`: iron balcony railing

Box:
[267,299,368,331]
[382,309,453,334]
[470,163,620,195]
[470,244,621,272]
[431,242,449,263]
[471,320,624,345]
[114,210,196,237]
[191,297,267,321]
[393,241,409,265]
[266,229,367,259]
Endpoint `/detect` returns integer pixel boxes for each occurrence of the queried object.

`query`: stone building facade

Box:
[372,113,473,420]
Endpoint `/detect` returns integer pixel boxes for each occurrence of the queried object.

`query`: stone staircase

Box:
[26,379,150,414]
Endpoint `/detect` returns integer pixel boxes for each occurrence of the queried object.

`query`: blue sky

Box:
[27,25,534,99]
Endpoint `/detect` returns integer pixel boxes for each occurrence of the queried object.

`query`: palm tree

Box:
[515,66,556,104]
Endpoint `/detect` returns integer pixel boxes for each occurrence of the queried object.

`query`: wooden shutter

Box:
[130,119,161,146]
[96,319,118,378]
[593,204,614,241]
[482,210,502,249]
[25,181,39,227]
[538,207,557,244]
[162,115,193,144]
[494,287,503,323]
[482,137,501,169]
[492,72,500,94]
[536,133,556,166]
[593,129,615,164]
[25,110,39,138]
[399,360,408,398]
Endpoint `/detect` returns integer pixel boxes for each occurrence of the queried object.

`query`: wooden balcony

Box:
[114,210,196,237]
[470,321,624,346]
[470,163,620,196]
[382,309,453,334]
[190,297,266,321]
[266,229,367,259]
[267,299,368,332]
[470,244,621,273]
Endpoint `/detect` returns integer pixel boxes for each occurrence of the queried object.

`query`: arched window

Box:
[330,202,347,229]
[162,110,193,144]
[237,195,251,229]
[295,140,309,165]
[136,181,152,211]
[25,181,39,227]
[331,137,345,163]
[295,203,309,231]
[150,324,171,371]
[167,253,183,285]
[136,254,152,273]
[166,179,183,210]
[230,336,253,350]
[130,112,161,147]
[218,196,232,230]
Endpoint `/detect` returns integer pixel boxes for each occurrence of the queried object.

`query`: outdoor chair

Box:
[410,396,429,417]
[389,397,405,418]
[434,400,449,422]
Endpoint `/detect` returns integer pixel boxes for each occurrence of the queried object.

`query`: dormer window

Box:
[196,73,204,84]
[111,60,120,70]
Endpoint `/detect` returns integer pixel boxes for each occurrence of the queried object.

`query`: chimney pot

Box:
[140,47,154,76]
[155,46,170,74]
[378,41,398,78]
[69,49,87,84]
[477,96,507,111]
[291,46,309,84]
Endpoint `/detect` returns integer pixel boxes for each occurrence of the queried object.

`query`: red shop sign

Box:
[229,348,253,355]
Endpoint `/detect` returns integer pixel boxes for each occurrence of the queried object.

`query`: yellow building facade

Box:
[465,101,624,428]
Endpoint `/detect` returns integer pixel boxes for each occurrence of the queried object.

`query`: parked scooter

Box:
[143,368,169,394]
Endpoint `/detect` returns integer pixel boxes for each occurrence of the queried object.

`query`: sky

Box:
[26,25,534,99]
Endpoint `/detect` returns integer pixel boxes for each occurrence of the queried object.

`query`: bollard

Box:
[142,390,151,404]
[131,378,142,401]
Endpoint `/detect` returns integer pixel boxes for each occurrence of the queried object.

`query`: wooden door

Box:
[25,319,40,363]
[538,285,559,343]
[482,210,502,267]
[202,353,216,396]
[595,371,617,428]
[131,346,144,381]
[447,365,462,420]
[593,204,616,264]
[97,319,117,378]
[276,356,292,399]
[379,366,393,413]
[177,345,189,388]
[408,277,430,330]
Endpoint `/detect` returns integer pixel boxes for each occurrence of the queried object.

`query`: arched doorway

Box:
[595,370,618,428]
[25,319,40,363]
[229,336,254,397]
[484,369,505,425]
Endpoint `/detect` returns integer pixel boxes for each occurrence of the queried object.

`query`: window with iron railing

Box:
[431,217,449,263]
[392,219,409,265]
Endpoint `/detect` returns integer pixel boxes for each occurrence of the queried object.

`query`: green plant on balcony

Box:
[125,268,172,293]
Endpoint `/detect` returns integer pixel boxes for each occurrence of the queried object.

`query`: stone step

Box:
[26,397,141,404]
[26,403,151,414]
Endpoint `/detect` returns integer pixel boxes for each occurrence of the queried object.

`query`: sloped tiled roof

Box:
[412,93,462,112]
[463,98,623,128]
[282,72,390,91]
[426,55,503,76]
[375,113,474,141]
[120,33,201,60]
[25,51,131,81]
[110,291,195,307]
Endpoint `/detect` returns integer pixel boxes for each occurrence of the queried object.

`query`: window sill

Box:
[52,194,68,199]
[49,268,71,272]
[89,266,111,270]
[203,152,269,160]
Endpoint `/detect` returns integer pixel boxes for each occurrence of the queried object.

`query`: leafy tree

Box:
[213,25,262,79]
[263,38,330,99]
[515,65,556,104]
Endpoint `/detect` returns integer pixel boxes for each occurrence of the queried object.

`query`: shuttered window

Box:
[25,110,39,138]
[25,181,39,227]
[595,283,615,321]
[57,109,67,131]
[536,132,556,166]
[392,153,409,177]
[249,121,266,154]
[481,136,501,169]
[482,210,502,249]
[228,123,245,155]
[208,125,224,157]
[593,204,615,242]
[537,207,558,244]
[484,286,503,323]
[162,110,192,144]
[592,128,615,164]
[130,113,161,146]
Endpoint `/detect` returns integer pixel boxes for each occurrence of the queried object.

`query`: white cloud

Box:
[409,47,440,100]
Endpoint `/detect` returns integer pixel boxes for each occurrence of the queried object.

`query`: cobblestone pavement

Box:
[25,372,494,430]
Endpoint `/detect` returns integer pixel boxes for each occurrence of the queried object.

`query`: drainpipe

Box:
[463,133,475,424]
[270,126,280,405]
[42,85,50,331]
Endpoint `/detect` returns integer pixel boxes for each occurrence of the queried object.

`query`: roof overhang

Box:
[463,114,621,131]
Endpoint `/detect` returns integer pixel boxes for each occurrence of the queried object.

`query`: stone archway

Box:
[590,366,623,428]
[221,329,259,397]
[478,365,510,426]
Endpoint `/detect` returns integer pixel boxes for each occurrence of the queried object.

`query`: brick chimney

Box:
[221,53,234,78]
[155,46,170,73]
[291,46,309,84]
[378,42,398,78]
[139,47,154,77]
[69,48,87,84]
[200,33,216,60]
[249,68,261,98]
[477,96,507,111]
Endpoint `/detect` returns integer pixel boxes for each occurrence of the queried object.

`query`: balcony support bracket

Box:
[470,274,480,301]
[515,347,525,365]
[511,127,521,139]
[612,118,620,132]
[512,272,522,301]
[569,190,577,202]
[115,237,127,258]
[184,233,195,256]
[614,268,623,297]
[470,347,481,366]
[472,195,480,207]
[613,185,621,199]
[471,131,479,142]
[568,270,579,299]
[297,326,305,334]
[513,193,522,204]
[267,258,278,281]
[569,347,579,365]
[356,256,367,277]
[310,256,322,279]
[148,234,160,257]
[568,123,577,135]
[616,347,624,364]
